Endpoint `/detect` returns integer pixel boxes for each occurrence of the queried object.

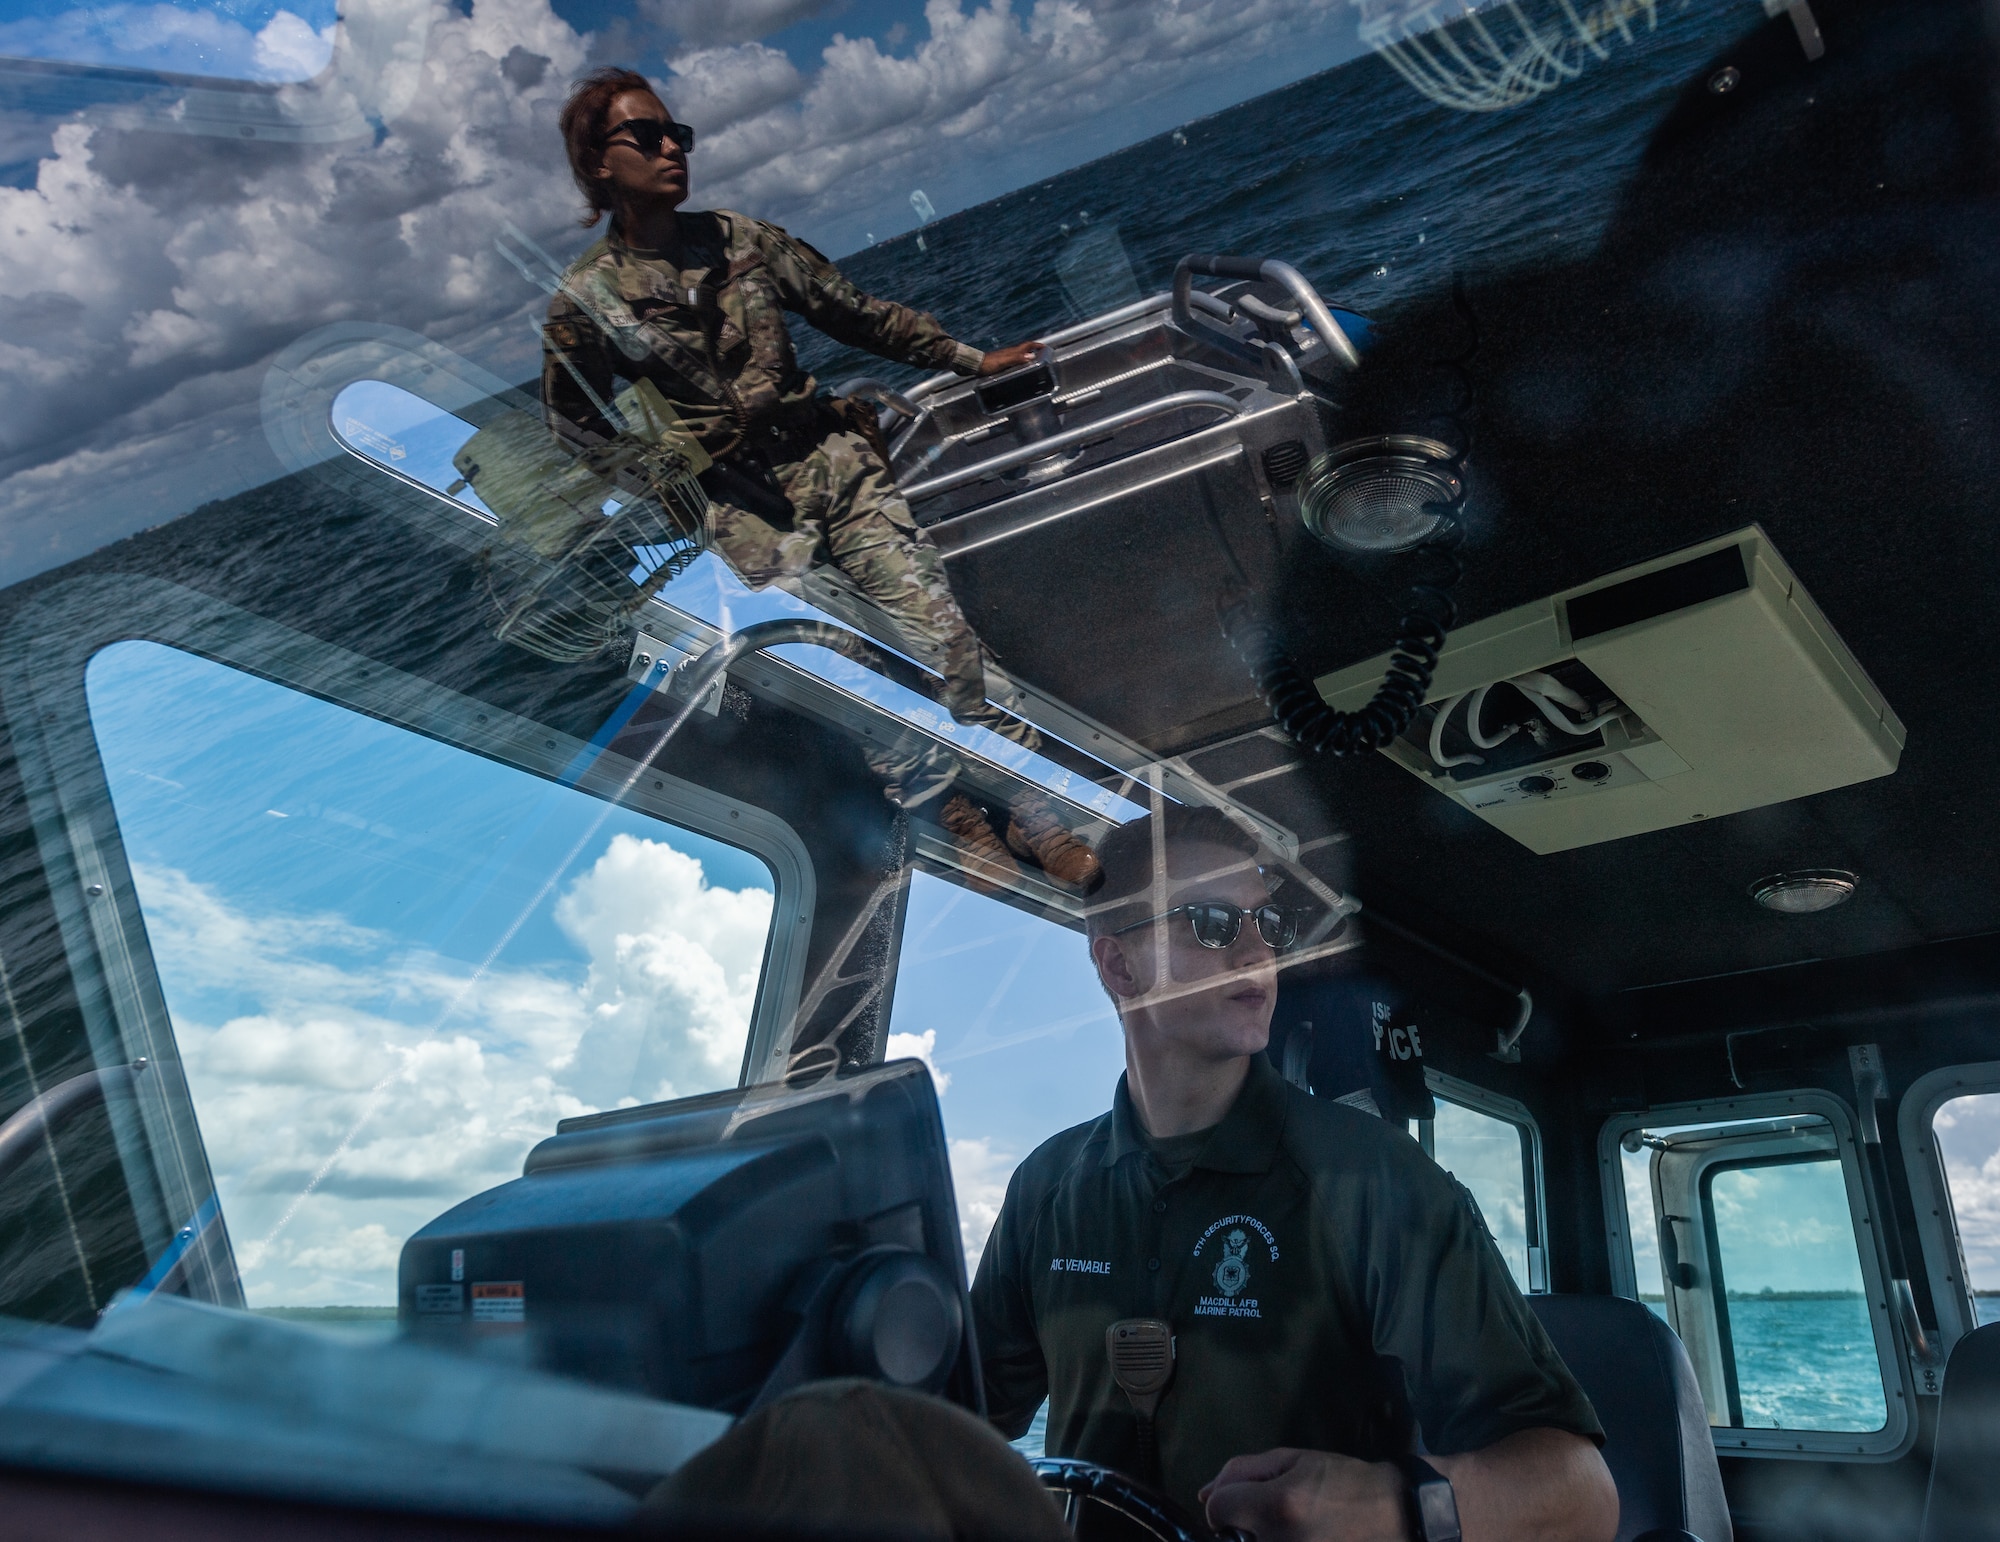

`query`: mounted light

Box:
[1750,870,1859,914]
[1299,435,1460,554]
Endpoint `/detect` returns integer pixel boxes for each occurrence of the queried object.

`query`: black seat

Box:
[1526,1294,1732,1542]
[1919,1321,2000,1541]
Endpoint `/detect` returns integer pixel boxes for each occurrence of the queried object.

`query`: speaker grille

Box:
[1261,439,1309,489]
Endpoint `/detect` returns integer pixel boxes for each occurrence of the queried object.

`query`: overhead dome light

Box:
[1750,870,1859,914]
[1299,435,1459,553]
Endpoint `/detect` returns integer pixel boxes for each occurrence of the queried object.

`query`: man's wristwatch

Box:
[1395,1456,1462,1542]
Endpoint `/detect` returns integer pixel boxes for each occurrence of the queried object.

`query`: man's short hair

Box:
[560,66,658,226]
[1084,805,1264,939]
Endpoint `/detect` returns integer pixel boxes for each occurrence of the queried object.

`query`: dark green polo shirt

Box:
[970,1057,1601,1515]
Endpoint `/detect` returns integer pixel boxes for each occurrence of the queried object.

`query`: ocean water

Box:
[1636,1294,2000,1433]
[1711,1295,1887,1432]
[795,0,1767,385]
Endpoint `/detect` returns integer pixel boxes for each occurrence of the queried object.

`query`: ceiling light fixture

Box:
[1298,435,1460,554]
[1750,869,1859,914]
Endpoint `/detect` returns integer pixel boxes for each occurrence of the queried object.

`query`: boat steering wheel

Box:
[1031,1457,1251,1542]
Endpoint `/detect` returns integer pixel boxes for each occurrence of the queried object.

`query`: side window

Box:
[884,867,1128,1460]
[84,640,780,1312]
[1930,1090,2000,1327]
[1428,1088,1542,1293]
[1609,1105,1901,1452]
[885,869,1125,1278]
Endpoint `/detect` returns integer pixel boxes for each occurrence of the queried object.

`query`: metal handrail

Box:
[834,377,920,418]
[897,389,1243,503]
[901,291,1179,407]
[1037,291,1175,350]
[1171,254,1363,371]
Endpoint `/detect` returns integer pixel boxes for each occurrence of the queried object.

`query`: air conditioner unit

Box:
[1314,527,1903,853]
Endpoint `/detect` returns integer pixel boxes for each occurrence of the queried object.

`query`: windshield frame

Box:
[0,570,817,1310]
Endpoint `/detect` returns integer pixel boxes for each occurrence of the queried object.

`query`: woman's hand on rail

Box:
[977,341,1047,375]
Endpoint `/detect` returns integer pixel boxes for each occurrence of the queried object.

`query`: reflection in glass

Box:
[331,380,493,519]
[330,379,1141,823]
[86,640,774,1308]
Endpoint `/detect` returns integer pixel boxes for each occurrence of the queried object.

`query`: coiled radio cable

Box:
[1221,527,1461,756]
[1225,280,1475,758]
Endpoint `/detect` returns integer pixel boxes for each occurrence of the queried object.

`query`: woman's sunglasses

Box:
[1110,901,1301,952]
[601,118,697,158]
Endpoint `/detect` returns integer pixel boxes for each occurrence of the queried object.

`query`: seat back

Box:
[1919,1321,2000,1542]
[1526,1294,1732,1542]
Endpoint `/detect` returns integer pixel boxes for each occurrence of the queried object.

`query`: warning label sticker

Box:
[415,1283,463,1314]
[471,1281,525,1323]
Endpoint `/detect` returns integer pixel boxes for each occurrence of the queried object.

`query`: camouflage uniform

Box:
[541,211,1040,796]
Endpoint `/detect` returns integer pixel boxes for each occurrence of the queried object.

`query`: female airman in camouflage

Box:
[541,67,1095,892]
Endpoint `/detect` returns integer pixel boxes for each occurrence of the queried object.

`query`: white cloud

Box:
[1938,1094,2000,1286]
[884,1027,949,1093]
[948,1135,1016,1276]
[673,0,1348,239]
[661,42,805,127]
[552,833,773,1105]
[0,0,588,578]
[290,1222,406,1276]
[254,10,342,80]
[135,835,772,1306]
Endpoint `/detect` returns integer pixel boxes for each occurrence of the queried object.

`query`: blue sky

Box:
[886,870,1126,1271]
[84,631,1131,1301]
[1621,1136,1869,1296]
[88,639,779,1304]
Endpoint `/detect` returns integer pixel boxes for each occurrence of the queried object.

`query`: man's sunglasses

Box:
[601,118,696,158]
[1110,901,1301,952]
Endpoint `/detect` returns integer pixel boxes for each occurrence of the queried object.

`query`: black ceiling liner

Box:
[1149,0,2000,1005]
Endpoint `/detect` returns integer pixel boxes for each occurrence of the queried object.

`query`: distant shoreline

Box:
[1638,1291,1868,1303]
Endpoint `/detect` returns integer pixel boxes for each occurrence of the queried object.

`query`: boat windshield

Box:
[0,0,1994,1528]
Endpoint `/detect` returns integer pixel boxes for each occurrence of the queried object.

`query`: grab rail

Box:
[1172,254,1363,371]
[0,1061,148,1188]
[896,389,1243,503]
[901,291,1180,407]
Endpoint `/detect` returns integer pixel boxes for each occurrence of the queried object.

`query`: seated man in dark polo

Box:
[969,806,1618,1542]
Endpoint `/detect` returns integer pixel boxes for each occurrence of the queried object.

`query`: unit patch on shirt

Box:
[1191,1214,1278,1318]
